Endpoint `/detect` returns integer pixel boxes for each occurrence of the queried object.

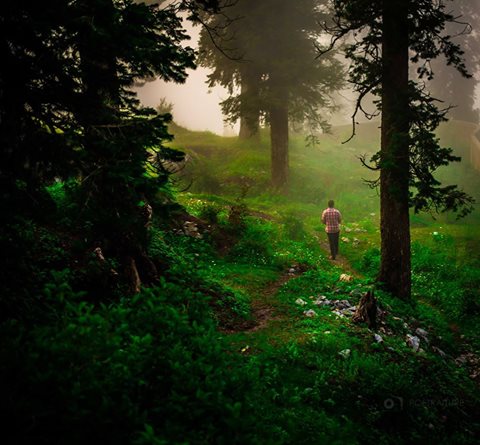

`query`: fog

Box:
[135,6,480,136]
[136,67,234,135]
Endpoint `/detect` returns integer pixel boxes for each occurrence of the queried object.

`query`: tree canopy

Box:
[0,0,221,297]
[199,0,344,188]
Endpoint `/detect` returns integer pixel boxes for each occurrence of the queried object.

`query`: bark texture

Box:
[378,0,411,299]
[352,290,377,329]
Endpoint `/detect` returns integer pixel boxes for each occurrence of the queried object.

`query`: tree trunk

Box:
[238,64,260,140]
[378,0,411,299]
[352,290,377,329]
[76,0,156,293]
[270,84,289,191]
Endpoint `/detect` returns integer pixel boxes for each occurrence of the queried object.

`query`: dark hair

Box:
[328,200,334,208]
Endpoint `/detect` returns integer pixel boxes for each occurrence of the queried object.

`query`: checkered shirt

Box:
[321,208,342,233]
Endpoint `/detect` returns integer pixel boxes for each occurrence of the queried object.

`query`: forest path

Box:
[228,238,361,335]
[223,267,304,334]
[317,238,363,278]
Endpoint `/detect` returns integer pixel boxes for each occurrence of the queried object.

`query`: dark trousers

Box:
[327,232,340,259]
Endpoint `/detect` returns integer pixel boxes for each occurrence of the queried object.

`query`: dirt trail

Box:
[318,239,363,278]
[223,239,362,334]
[221,268,303,334]
[244,270,299,332]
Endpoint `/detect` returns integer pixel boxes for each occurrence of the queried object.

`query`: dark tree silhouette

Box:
[199,0,343,191]
[0,0,222,296]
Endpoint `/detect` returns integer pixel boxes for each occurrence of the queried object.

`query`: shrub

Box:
[198,203,221,225]
[1,278,261,445]
[227,219,278,266]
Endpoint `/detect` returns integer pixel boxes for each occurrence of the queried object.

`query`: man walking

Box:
[321,200,342,260]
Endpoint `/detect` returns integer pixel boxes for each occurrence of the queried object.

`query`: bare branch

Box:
[342,77,381,144]
[358,154,380,171]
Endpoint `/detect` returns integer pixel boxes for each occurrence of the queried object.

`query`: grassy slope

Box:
[166,120,480,443]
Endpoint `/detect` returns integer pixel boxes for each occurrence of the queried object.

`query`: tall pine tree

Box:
[329,0,474,299]
[199,0,343,190]
[0,0,222,296]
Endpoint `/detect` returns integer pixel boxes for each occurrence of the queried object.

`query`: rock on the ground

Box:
[343,306,357,314]
[374,333,384,343]
[183,221,203,239]
[339,273,353,282]
[338,349,351,359]
[303,309,318,318]
[332,299,352,310]
[406,334,421,352]
[415,327,429,341]
[341,237,350,243]
[314,297,331,306]
[295,298,308,306]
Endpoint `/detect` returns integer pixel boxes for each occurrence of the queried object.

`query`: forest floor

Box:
[227,233,480,380]
[166,124,480,443]
[229,241,358,335]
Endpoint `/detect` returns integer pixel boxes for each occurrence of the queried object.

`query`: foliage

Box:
[328,0,475,217]
[199,0,344,132]
[2,2,480,443]
[411,237,480,319]
[1,278,262,444]
[2,125,480,443]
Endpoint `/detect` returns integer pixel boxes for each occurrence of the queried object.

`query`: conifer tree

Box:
[328,0,474,299]
[0,0,221,294]
[199,0,343,190]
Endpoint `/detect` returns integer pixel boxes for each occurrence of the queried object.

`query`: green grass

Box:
[4,121,479,444]
[164,120,480,443]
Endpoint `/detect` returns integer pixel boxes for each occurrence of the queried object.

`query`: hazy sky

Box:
[136,67,233,135]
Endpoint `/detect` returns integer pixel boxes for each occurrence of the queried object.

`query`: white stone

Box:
[406,334,420,352]
[338,349,351,359]
[374,334,384,343]
[415,328,428,339]
[339,273,353,282]
[303,309,318,318]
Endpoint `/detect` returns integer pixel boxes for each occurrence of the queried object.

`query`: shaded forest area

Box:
[1,1,480,444]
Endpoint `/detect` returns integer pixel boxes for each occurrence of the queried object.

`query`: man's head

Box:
[328,200,334,208]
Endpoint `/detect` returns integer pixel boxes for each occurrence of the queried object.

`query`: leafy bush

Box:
[227,219,278,266]
[360,247,381,277]
[1,278,261,445]
[198,203,221,225]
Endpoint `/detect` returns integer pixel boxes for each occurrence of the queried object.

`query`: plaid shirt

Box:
[321,208,342,233]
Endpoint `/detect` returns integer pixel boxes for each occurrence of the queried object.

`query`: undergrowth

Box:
[2,122,480,444]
